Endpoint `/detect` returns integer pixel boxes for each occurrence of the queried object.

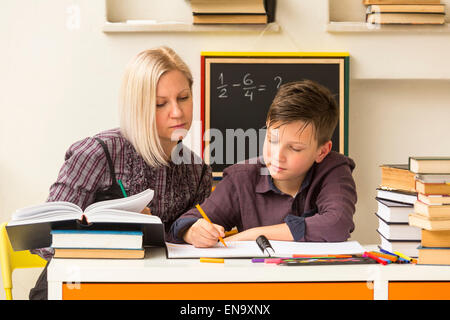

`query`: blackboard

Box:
[200,54,349,178]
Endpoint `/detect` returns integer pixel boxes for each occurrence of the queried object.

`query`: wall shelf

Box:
[102,21,280,33]
[327,21,450,33]
[327,0,450,34]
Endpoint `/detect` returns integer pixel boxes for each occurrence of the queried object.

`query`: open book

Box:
[166,240,366,259]
[7,189,165,251]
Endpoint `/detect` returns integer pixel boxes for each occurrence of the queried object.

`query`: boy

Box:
[169,80,356,247]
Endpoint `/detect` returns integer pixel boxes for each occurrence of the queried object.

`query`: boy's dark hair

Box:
[266,80,339,146]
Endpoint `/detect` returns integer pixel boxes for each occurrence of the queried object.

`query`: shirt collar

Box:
[255,162,315,196]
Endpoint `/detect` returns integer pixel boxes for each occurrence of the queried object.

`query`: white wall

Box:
[1,0,450,299]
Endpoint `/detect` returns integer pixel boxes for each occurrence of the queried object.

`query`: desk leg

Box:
[48,281,62,300]
[373,280,388,300]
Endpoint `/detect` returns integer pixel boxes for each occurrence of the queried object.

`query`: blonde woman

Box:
[29,47,212,299]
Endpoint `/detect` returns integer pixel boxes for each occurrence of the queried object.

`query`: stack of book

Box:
[190,0,275,25]
[51,229,145,259]
[376,164,420,257]
[363,0,446,25]
[408,157,450,265]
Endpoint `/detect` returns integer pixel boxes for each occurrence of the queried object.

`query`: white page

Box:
[12,201,81,220]
[166,240,365,258]
[85,189,154,214]
[269,240,365,256]
[166,241,265,258]
[7,211,81,226]
[87,209,162,224]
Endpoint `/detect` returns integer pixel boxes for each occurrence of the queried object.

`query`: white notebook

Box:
[166,240,365,259]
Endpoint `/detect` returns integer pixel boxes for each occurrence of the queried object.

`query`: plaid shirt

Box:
[31,128,212,260]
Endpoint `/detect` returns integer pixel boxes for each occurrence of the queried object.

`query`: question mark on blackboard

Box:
[274,76,282,89]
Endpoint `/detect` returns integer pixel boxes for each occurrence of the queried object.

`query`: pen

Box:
[117,179,128,198]
[195,204,227,247]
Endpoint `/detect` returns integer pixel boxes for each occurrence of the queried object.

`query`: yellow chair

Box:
[0,222,46,300]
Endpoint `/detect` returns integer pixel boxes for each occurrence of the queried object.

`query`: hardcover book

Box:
[409,156,450,174]
[6,189,165,251]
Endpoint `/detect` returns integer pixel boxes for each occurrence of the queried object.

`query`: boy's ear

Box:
[315,140,332,163]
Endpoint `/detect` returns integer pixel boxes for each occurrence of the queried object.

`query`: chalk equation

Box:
[216,73,282,101]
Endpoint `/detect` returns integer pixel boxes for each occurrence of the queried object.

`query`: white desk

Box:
[47,246,450,300]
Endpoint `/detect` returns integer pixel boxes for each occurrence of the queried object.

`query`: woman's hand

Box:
[183,218,225,248]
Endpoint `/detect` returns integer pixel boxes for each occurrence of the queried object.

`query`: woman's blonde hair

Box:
[119,46,193,167]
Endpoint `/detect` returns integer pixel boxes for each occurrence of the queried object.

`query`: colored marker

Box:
[293,254,353,258]
[368,251,398,262]
[394,251,413,262]
[265,258,282,264]
[251,258,265,263]
[363,252,388,265]
[200,257,224,263]
[196,204,227,247]
[379,248,399,257]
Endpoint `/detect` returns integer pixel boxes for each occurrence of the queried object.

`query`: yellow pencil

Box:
[200,257,224,263]
[195,204,227,247]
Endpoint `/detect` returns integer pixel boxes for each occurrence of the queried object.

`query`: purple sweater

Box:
[170,151,357,243]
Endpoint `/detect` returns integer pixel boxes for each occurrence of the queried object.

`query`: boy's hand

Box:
[183,218,225,248]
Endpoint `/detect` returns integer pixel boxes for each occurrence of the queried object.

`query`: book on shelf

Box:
[375,197,414,223]
[376,188,417,205]
[191,0,266,14]
[415,180,450,195]
[376,213,421,240]
[415,173,450,184]
[414,200,450,218]
[366,4,445,14]
[193,14,268,25]
[418,193,450,206]
[367,12,445,24]
[421,229,450,247]
[409,156,450,174]
[377,231,420,257]
[6,189,165,251]
[409,213,450,230]
[379,164,416,192]
[50,230,143,250]
[190,0,275,25]
[53,248,145,259]
[417,246,450,265]
[363,0,442,5]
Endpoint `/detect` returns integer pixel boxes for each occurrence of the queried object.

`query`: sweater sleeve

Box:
[302,163,357,242]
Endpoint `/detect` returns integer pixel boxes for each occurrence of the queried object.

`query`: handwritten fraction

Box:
[216,73,283,101]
